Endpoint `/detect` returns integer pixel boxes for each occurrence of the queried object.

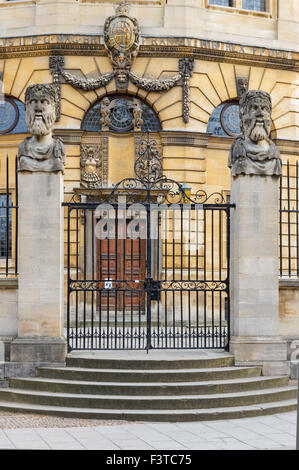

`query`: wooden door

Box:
[96,224,146,312]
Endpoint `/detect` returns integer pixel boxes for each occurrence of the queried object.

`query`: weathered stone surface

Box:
[229,174,287,375]
[3,361,66,380]
[228,90,282,177]
[17,172,64,339]
[18,84,65,174]
[10,338,66,364]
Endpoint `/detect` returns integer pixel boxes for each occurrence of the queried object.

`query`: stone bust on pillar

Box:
[18,84,65,173]
[228,90,282,177]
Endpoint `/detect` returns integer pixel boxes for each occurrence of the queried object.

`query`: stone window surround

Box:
[205,0,276,18]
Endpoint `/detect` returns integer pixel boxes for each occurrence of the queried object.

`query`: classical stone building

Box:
[0,0,298,421]
[0,0,298,366]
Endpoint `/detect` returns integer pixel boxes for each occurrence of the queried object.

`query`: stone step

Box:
[65,355,235,370]
[0,386,296,410]
[9,376,289,396]
[37,365,262,383]
[0,399,295,421]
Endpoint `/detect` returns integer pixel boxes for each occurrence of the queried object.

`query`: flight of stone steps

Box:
[0,353,297,421]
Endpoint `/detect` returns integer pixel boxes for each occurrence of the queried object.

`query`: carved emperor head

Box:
[25,84,56,137]
[239,90,272,143]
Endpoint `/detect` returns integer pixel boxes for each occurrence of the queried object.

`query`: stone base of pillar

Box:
[10,337,66,364]
[230,336,289,376]
[0,337,14,362]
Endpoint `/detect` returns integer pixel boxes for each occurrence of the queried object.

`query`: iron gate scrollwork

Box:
[63,135,234,351]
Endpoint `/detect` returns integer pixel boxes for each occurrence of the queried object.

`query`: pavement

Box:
[0,411,296,450]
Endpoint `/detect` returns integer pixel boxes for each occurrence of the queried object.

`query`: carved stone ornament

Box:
[49,55,64,121]
[98,96,144,132]
[48,1,195,123]
[236,76,249,98]
[179,58,194,124]
[18,84,66,174]
[104,0,140,89]
[228,90,282,177]
[100,97,112,131]
[80,144,102,188]
[132,98,143,131]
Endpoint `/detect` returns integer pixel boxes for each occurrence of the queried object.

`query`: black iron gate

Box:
[64,136,233,351]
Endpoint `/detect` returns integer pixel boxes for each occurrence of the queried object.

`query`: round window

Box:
[0,97,19,134]
[220,102,241,137]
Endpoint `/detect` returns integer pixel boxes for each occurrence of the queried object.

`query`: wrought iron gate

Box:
[64,136,233,351]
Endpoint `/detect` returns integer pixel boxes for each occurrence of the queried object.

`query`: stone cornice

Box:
[0,34,297,70]
[52,130,299,150]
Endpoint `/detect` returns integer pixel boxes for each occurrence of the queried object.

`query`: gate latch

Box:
[144,278,161,301]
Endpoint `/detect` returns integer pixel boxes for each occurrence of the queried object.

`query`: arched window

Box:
[0,97,28,135]
[82,95,161,133]
[207,100,241,137]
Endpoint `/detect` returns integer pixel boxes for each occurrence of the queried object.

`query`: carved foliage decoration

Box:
[128,71,181,92]
[179,58,194,124]
[80,144,102,188]
[49,55,64,121]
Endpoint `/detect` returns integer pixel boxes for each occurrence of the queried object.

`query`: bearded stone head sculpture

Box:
[228,90,282,177]
[25,84,56,137]
[240,90,272,143]
[18,84,65,173]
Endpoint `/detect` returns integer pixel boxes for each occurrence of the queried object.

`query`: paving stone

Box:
[244,439,282,450]
[263,433,296,445]
[0,411,296,450]
[0,443,16,449]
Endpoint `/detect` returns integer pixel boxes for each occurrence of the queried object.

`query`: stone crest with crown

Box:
[104,0,140,89]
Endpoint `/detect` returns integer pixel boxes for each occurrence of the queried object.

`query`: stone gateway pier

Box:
[229,90,287,375]
[10,84,66,365]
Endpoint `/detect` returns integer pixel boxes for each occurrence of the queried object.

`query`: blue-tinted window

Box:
[207,101,241,137]
[0,195,12,259]
[209,0,233,6]
[243,0,266,11]
[82,96,161,133]
[0,97,28,135]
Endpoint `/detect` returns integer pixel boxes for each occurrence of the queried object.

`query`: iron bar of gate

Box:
[66,206,71,352]
[280,169,283,277]
[280,161,299,278]
[296,161,299,277]
[0,155,18,277]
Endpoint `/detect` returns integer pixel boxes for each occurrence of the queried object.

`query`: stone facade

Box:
[0,0,298,375]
